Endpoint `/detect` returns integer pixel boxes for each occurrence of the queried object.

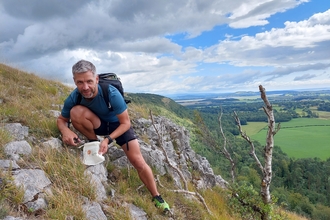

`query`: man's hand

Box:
[57,115,82,146]
[99,139,109,155]
[62,131,81,146]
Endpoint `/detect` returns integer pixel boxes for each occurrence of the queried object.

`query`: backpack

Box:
[76,73,131,110]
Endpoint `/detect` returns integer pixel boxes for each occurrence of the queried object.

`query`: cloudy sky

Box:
[1,0,330,95]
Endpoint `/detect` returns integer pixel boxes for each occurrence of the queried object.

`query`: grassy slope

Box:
[0,63,233,219]
[0,63,71,139]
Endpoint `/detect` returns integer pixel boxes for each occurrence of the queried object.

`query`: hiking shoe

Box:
[152,195,170,212]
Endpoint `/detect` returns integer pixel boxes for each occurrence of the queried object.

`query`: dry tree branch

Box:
[155,174,165,188]
[218,107,236,183]
[149,110,188,190]
[231,192,264,217]
[172,189,211,213]
[274,123,281,135]
[148,110,212,214]
[233,111,264,172]
[156,174,212,214]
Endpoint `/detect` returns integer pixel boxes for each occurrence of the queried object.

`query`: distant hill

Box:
[168,89,330,102]
[126,93,193,119]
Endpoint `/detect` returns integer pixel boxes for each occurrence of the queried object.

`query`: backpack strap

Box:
[75,84,113,110]
[76,93,82,105]
[99,82,113,111]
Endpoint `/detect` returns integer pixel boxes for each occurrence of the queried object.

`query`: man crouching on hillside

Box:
[56,59,170,212]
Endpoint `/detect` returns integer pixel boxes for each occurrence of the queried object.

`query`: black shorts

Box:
[94,120,137,146]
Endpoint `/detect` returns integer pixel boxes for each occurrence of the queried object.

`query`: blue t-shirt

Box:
[61,84,127,122]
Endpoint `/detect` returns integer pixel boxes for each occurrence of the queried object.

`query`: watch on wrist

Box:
[104,135,113,144]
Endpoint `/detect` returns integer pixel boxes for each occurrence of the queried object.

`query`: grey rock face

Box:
[3,217,25,220]
[0,159,20,170]
[3,123,28,140]
[42,137,63,150]
[133,116,228,189]
[125,203,148,220]
[85,164,108,201]
[49,110,61,118]
[4,140,32,161]
[83,200,108,220]
[12,169,51,203]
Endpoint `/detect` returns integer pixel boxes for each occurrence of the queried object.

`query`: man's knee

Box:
[70,105,85,118]
[130,156,148,172]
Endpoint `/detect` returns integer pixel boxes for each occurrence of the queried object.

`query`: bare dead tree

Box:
[218,107,236,183]
[149,110,212,215]
[233,85,280,219]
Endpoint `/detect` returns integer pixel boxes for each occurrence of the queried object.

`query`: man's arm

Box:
[111,109,131,139]
[57,115,80,146]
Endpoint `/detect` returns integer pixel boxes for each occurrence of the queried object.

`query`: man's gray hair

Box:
[72,60,96,76]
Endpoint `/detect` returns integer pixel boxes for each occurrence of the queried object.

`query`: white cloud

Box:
[204,9,330,67]
[228,0,308,28]
[0,0,329,94]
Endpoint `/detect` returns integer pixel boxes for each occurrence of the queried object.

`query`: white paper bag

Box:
[82,142,105,165]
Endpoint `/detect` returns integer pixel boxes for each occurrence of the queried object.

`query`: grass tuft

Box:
[0,170,25,217]
[34,147,96,219]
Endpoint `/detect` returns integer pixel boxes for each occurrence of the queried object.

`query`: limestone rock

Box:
[12,169,51,203]
[42,137,63,150]
[3,123,29,140]
[82,199,107,220]
[4,140,32,161]
[0,159,20,170]
[84,164,108,201]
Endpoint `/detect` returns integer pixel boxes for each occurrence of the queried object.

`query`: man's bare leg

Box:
[122,139,159,197]
[70,105,100,140]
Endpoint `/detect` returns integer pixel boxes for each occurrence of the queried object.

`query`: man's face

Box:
[73,70,99,99]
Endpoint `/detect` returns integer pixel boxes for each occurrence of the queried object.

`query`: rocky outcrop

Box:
[132,116,227,190]
[0,115,227,219]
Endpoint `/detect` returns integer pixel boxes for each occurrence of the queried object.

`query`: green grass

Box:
[243,118,330,160]
[241,122,267,136]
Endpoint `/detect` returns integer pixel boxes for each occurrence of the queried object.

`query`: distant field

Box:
[313,109,330,119]
[317,111,330,119]
[242,118,330,160]
[241,122,267,136]
[296,107,330,119]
